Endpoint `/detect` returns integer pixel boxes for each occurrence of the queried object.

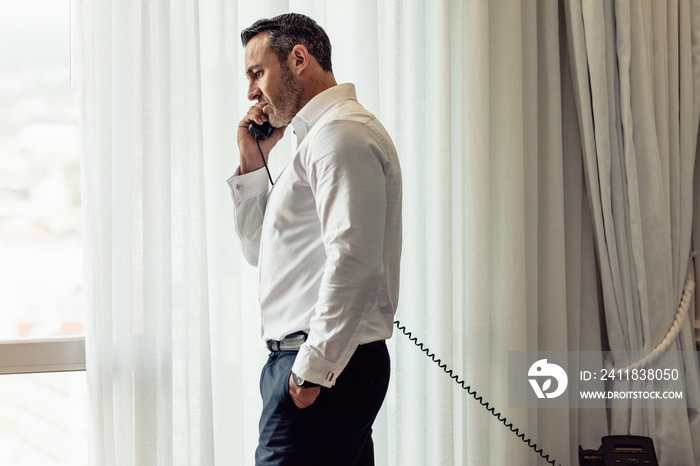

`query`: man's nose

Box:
[247,82,261,101]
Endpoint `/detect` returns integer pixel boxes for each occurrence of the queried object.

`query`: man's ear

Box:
[289,44,310,75]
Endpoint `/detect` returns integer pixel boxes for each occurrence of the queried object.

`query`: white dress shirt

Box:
[228,83,402,388]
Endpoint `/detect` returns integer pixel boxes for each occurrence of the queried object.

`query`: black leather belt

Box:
[266,331,307,352]
[266,333,386,353]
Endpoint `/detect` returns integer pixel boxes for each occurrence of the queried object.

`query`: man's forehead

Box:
[244,32,273,70]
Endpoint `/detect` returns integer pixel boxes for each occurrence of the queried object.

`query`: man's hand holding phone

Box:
[237,104,285,174]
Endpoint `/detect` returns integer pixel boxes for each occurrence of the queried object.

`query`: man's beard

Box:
[266,64,303,128]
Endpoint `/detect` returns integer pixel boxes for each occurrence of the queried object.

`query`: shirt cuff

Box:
[292,345,346,389]
[227,167,269,201]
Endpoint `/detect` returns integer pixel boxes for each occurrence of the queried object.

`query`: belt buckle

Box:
[280,334,305,351]
[266,332,307,352]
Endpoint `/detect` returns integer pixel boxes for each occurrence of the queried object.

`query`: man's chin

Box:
[268,116,291,128]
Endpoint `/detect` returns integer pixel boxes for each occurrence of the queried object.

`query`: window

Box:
[0,2,87,464]
[0,1,83,340]
[0,372,87,466]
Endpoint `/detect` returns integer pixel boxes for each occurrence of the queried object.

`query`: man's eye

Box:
[255,71,263,78]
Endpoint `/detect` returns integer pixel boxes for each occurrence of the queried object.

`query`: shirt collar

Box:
[291,83,357,145]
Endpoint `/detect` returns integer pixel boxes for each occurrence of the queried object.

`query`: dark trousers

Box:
[255,341,390,466]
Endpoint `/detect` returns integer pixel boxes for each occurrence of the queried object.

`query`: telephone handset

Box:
[249,121,274,140]
[248,121,275,185]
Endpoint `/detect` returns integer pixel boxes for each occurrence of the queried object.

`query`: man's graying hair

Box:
[241,13,333,73]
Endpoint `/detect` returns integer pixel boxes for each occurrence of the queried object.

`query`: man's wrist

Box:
[291,371,318,388]
[239,155,264,175]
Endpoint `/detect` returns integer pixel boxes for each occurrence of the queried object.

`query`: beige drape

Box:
[564,0,700,464]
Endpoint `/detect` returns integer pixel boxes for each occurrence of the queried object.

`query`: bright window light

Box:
[0,371,87,465]
[0,1,83,340]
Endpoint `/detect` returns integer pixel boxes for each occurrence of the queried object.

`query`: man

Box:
[228,13,402,465]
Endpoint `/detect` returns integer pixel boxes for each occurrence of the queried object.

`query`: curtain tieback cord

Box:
[605,253,696,372]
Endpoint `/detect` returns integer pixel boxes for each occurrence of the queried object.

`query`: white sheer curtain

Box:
[78,1,214,464]
[78,1,586,465]
[564,0,700,464]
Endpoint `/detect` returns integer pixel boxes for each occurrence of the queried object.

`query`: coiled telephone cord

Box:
[394,320,561,466]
